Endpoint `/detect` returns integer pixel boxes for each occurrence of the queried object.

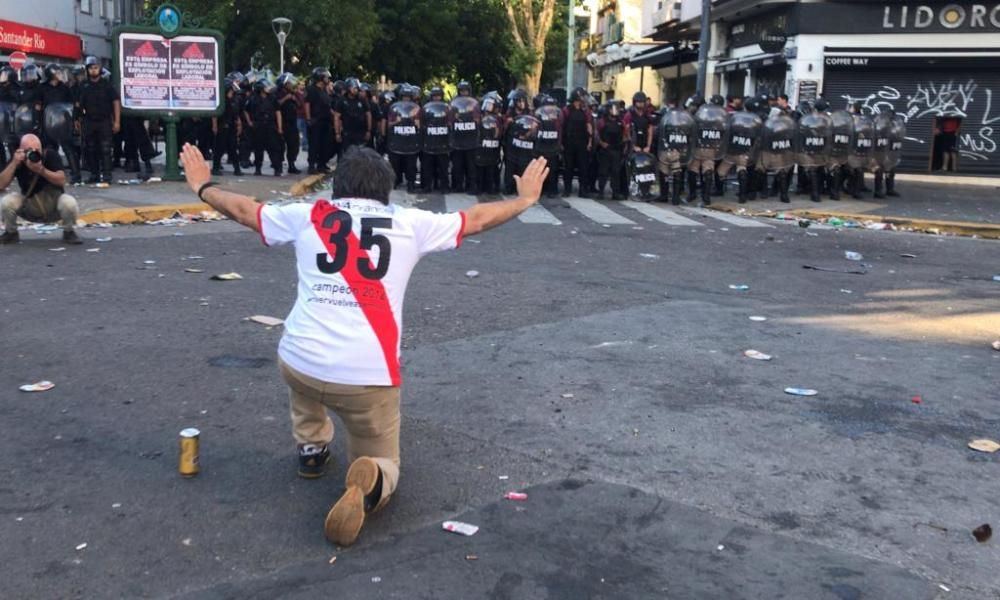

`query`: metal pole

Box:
[163,116,182,181]
[566,0,575,91]
[695,0,711,95]
[279,40,285,73]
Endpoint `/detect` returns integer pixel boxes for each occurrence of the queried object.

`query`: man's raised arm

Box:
[179,143,260,232]
[462,157,549,237]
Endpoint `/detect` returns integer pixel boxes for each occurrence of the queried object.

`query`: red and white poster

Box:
[118,32,219,111]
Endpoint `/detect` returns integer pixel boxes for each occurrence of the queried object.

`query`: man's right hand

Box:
[513,157,549,204]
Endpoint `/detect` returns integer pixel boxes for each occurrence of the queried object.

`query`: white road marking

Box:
[564,198,636,225]
[621,201,704,226]
[683,207,773,228]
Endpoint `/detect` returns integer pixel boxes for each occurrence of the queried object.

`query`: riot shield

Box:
[760,113,796,171]
[14,104,36,138]
[872,113,893,171]
[657,108,694,164]
[628,151,659,200]
[533,104,561,156]
[692,103,727,161]
[508,114,539,163]
[723,111,762,167]
[848,113,874,170]
[475,113,502,167]
[43,102,74,145]
[387,100,421,155]
[421,100,450,155]
[887,115,906,171]
[796,112,832,168]
[0,101,15,147]
[829,110,854,166]
[449,96,480,151]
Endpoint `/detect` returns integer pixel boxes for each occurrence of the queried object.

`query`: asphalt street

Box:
[1,191,998,599]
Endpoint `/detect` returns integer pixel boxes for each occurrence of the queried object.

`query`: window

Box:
[80,0,92,14]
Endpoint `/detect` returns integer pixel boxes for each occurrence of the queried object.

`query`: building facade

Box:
[643,0,1000,175]
[585,0,662,103]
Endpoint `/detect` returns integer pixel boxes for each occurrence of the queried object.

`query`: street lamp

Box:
[272,17,292,73]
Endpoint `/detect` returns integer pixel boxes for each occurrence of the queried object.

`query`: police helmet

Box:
[84,56,101,68]
[605,100,622,118]
[587,94,599,109]
[481,94,498,115]
[683,94,704,110]
[20,64,40,85]
[252,79,270,94]
[0,66,16,85]
[345,77,361,93]
[632,91,648,105]
[797,101,813,115]
[570,87,588,103]
[379,90,395,105]
[223,76,241,94]
[44,64,66,83]
[709,94,725,106]
[457,80,471,95]
[429,85,444,100]
[813,98,830,113]
[743,97,759,113]
[333,80,346,95]
[311,67,331,82]
[277,72,297,89]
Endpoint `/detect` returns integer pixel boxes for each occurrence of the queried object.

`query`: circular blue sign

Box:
[158,6,181,34]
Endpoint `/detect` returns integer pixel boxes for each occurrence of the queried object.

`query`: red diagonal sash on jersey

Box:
[311,201,401,386]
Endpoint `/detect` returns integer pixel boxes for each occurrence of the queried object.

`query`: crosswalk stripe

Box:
[519,202,562,224]
[683,207,773,228]
[621,201,704,226]
[563,198,636,225]
[444,194,478,213]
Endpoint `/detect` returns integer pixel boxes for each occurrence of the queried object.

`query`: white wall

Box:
[1,4,77,33]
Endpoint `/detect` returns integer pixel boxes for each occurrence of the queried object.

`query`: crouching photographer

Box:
[0,133,82,245]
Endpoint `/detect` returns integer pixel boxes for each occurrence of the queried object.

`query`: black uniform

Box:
[246,92,283,175]
[336,94,371,153]
[562,104,592,196]
[276,88,301,172]
[213,91,243,175]
[77,76,119,183]
[596,115,626,199]
[306,84,333,170]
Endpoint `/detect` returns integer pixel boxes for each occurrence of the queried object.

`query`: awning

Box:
[629,44,698,69]
[715,51,784,73]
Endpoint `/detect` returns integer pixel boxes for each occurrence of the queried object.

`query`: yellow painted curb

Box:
[289,173,328,197]
[708,205,1000,239]
[80,203,218,225]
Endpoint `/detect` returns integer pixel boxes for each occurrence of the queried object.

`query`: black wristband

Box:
[197,181,218,202]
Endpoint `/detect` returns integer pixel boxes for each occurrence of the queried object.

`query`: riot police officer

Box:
[244,79,283,176]
[420,86,450,192]
[305,67,333,174]
[886,113,906,197]
[76,56,120,185]
[822,98,853,201]
[450,85,480,193]
[847,104,874,199]
[690,95,727,206]
[871,111,893,198]
[475,91,503,195]
[503,89,532,194]
[15,64,43,137]
[386,84,421,192]
[561,87,593,197]
[761,108,797,203]
[796,102,833,203]
[39,64,82,185]
[276,73,302,174]
[334,78,372,155]
[0,67,16,164]
[533,93,562,197]
[595,100,627,200]
[624,92,654,155]
[717,101,762,204]
[212,75,244,176]
[656,104,695,205]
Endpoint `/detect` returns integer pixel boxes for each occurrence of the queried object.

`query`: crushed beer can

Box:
[504,492,528,501]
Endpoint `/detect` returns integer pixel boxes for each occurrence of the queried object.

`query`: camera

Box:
[26,149,42,163]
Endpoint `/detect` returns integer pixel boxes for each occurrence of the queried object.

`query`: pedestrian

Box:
[305,68,333,174]
[177,142,549,547]
[0,133,82,244]
[276,73,302,174]
[76,56,120,185]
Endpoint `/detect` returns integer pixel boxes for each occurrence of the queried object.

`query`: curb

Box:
[289,173,328,197]
[79,203,214,225]
[893,173,1000,188]
[708,205,1000,239]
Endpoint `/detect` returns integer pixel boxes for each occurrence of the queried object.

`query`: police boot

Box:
[233,164,243,176]
[873,170,886,198]
[737,170,748,204]
[657,173,669,202]
[685,170,698,204]
[595,178,606,199]
[851,169,863,199]
[809,168,822,203]
[713,172,724,196]
[211,159,224,176]
[142,160,154,180]
[746,168,758,201]
[886,171,899,197]
[700,172,711,207]
[830,167,842,201]
[671,173,682,205]
[778,171,790,203]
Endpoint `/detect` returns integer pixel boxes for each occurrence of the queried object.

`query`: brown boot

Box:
[324,456,381,546]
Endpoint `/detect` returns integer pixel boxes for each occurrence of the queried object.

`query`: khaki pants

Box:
[278,358,400,511]
[2,189,78,233]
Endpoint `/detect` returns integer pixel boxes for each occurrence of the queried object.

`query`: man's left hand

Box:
[179,143,211,194]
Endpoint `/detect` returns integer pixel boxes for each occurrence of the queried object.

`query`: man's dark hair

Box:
[778,94,789,102]
[332,146,394,204]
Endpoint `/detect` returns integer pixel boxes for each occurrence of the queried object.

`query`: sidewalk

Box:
[710,175,1000,238]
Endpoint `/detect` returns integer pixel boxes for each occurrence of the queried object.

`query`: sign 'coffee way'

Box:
[882,3,1000,29]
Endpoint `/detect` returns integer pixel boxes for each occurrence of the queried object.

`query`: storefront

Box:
[629,43,699,107]
[713,1,1000,175]
[0,18,82,67]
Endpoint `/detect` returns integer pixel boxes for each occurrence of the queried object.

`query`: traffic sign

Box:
[9,51,27,70]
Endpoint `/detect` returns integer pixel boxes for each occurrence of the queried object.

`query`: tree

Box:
[366,0,462,85]
[502,0,558,95]
[454,0,516,92]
